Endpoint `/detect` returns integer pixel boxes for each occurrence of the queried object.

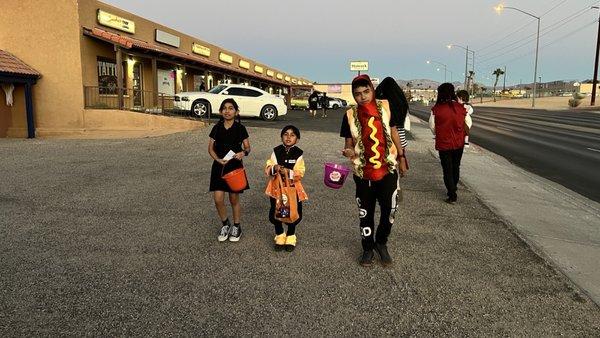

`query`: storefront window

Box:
[97,57,125,94]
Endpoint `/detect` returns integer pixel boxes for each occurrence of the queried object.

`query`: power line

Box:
[540,0,569,17]
[475,0,570,52]
[478,5,592,60]
[476,20,598,74]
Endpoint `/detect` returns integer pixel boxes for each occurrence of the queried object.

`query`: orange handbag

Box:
[274,169,299,223]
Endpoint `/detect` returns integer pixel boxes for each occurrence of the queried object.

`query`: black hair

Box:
[456,89,470,103]
[217,98,242,125]
[375,77,409,124]
[219,98,239,112]
[436,83,458,105]
[281,125,300,139]
[352,78,372,92]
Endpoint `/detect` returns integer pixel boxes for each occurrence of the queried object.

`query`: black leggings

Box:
[439,148,464,200]
[269,197,303,236]
[354,172,399,250]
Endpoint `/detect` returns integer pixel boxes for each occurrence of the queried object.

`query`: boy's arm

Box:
[342,138,356,158]
[292,156,306,180]
[264,151,278,176]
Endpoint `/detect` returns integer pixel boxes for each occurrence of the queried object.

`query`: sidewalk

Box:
[0,119,599,335]
[473,96,600,111]
[410,117,600,306]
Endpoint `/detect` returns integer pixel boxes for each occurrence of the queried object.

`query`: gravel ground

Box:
[1,109,598,336]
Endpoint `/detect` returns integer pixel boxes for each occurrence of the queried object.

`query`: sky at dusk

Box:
[103,0,600,86]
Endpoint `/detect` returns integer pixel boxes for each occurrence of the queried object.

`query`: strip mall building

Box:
[0,0,312,138]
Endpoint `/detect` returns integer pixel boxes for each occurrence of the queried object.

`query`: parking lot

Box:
[1,109,599,335]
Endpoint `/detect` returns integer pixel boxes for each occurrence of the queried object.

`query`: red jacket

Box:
[432,101,467,151]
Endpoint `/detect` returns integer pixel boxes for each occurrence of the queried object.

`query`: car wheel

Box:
[332,104,340,109]
[191,100,210,118]
[260,105,278,121]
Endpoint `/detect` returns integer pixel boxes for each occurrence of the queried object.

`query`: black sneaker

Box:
[229,224,241,242]
[375,243,393,267]
[359,250,374,267]
[217,224,230,242]
[444,197,457,204]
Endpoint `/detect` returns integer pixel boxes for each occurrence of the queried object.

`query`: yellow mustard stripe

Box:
[367,116,382,169]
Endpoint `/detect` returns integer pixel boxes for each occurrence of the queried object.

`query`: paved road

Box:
[410,104,600,202]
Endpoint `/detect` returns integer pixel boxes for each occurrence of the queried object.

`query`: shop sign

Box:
[327,84,342,93]
[267,70,275,77]
[192,43,211,57]
[97,9,135,34]
[239,60,250,70]
[219,52,233,64]
[254,65,264,74]
[350,61,369,71]
[155,29,180,48]
[276,73,283,80]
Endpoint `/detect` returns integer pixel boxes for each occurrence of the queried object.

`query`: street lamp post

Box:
[447,44,475,91]
[591,6,600,106]
[495,4,540,108]
[427,60,447,82]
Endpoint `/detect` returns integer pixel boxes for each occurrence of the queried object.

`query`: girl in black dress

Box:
[208,99,251,242]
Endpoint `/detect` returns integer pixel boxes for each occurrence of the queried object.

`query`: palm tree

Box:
[492,68,505,102]
[467,71,475,93]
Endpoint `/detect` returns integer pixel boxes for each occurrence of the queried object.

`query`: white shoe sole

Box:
[229,236,240,242]
[218,236,228,242]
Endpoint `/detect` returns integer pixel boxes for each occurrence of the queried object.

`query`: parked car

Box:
[174,84,287,121]
[326,97,347,109]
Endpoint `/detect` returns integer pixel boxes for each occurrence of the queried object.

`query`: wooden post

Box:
[152,57,158,107]
[24,82,35,138]
[115,46,124,109]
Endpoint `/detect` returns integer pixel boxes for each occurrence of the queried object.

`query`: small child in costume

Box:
[264,125,308,251]
[456,90,474,147]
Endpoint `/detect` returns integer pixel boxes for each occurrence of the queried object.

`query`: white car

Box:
[174,84,287,121]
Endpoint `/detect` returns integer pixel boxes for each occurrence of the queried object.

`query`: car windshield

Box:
[208,85,227,94]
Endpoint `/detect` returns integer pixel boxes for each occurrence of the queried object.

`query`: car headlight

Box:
[181,97,189,101]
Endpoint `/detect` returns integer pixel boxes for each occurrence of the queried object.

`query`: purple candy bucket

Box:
[324,162,350,189]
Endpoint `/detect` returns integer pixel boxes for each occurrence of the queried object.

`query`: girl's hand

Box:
[234,152,244,160]
[342,148,355,158]
[278,166,286,175]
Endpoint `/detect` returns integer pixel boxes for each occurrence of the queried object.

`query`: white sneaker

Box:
[229,224,241,242]
[218,225,230,242]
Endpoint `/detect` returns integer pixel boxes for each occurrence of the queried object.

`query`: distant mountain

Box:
[395,79,463,90]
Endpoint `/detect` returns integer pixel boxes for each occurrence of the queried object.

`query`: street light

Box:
[426,60,447,82]
[591,6,600,105]
[447,44,475,90]
[495,3,540,108]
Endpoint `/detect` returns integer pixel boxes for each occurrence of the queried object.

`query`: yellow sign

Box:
[219,52,233,64]
[239,60,250,69]
[266,70,275,77]
[254,65,264,74]
[284,76,291,82]
[350,61,369,71]
[276,73,283,80]
[192,43,211,57]
[97,9,135,34]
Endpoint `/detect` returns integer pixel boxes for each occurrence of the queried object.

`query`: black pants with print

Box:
[269,197,303,236]
[438,148,464,200]
[354,172,399,251]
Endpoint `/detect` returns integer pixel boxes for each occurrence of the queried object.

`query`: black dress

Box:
[208,121,250,192]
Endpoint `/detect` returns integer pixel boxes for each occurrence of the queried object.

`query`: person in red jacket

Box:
[428,83,471,204]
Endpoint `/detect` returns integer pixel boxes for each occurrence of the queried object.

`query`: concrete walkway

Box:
[410,117,600,306]
[0,113,598,335]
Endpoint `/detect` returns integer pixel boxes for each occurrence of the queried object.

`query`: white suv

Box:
[174,84,287,121]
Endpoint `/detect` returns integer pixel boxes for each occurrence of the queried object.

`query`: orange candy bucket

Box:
[221,160,247,192]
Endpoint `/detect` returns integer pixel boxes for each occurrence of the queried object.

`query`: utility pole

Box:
[591,6,600,106]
